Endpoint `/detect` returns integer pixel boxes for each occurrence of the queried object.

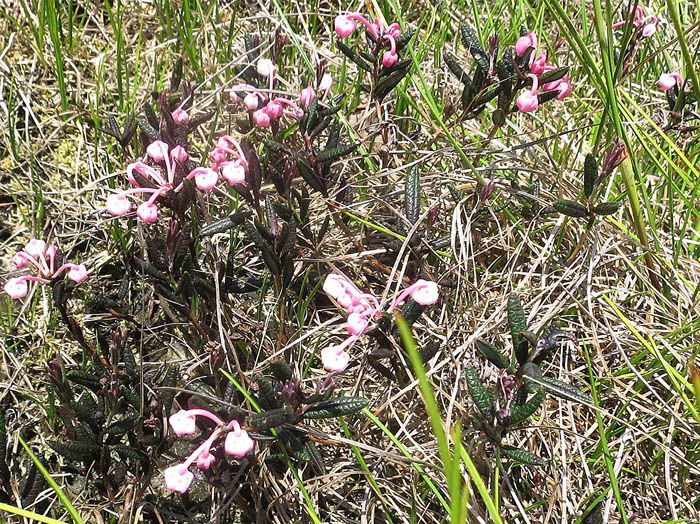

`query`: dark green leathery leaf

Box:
[541,377,592,404]
[475,340,509,369]
[404,166,421,224]
[593,201,621,216]
[521,362,543,394]
[554,199,589,218]
[501,445,546,465]
[507,294,527,364]
[302,396,368,419]
[250,407,294,430]
[444,51,469,85]
[460,25,489,73]
[465,366,496,419]
[506,388,545,425]
[317,143,358,164]
[584,153,598,198]
[336,40,372,72]
[538,66,569,85]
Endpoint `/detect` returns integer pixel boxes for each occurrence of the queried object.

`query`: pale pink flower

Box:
[300,86,315,107]
[172,108,190,125]
[224,421,255,458]
[334,14,357,38]
[658,72,683,91]
[164,464,194,493]
[169,409,198,435]
[515,32,537,57]
[4,277,28,299]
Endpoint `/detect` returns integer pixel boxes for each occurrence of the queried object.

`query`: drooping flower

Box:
[164,409,254,493]
[4,239,89,299]
[612,5,658,38]
[172,108,190,125]
[164,464,194,494]
[658,72,683,91]
[320,274,439,372]
[515,32,537,58]
[516,74,540,112]
[224,421,255,458]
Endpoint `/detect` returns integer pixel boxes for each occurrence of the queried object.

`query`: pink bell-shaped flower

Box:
[244,93,259,111]
[321,344,350,373]
[335,14,356,38]
[137,202,159,223]
[12,253,29,268]
[222,162,246,185]
[531,54,547,75]
[67,265,89,284]
[4,277,28,299]
[515,32,537,57]
[409,279,440,305]
[196,450,216,470]
[169,410,197,435]
[164,464,194,493]
[347,312,370,336]
[253,109,271,128]
[516,91,539,112]
[171,145,189,163]
[106,194,131,216]
[658,72,682,91]
[300,86,315,107]
[191,167,219,190]
[265,100,284,120]
[224,422,255,458]
[146,140,169,162]
[24,239,47,258]
[172,108,190,125]
[382,51,399,67]
[257,58,275,77]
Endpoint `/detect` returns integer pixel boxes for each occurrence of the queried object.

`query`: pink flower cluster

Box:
[334,12,402,67]
[164,408,255,493]
[4,239,88,299]
[106,140,218,222]
[612,5,658,38]
[514,32,572,113]
[321,274,439,372]
[658,71,683,91]
[230,57,333,128]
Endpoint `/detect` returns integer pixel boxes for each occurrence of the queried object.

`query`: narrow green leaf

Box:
[404,166,421,224]
[592,201,621,216]
[303,397,369,419]
[507,294,528,364]
[501,445,546,465]
[475,340,509,369]
[465,366,496,419]
[18,435,85,524]
[553,199,589,218]
[584,153,597,198]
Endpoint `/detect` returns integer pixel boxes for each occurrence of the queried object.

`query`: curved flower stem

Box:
[182,427,223,469]
[15,253,44,274]
[187,408,225,426]
[53,263,81,278]
[386,282,422,312]
[347,13,379,39]
[129,163,167,187]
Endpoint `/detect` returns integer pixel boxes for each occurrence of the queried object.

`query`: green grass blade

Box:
[17,434,85,524]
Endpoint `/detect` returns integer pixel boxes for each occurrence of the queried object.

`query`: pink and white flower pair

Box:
[320,274,439,373]
[107,140,219,223]
[513,32,572,112]
[612,5,658,38]
[334,12,402,68]
[4,239,88,299]
[164,408,255,493]
[209,135,249,186]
